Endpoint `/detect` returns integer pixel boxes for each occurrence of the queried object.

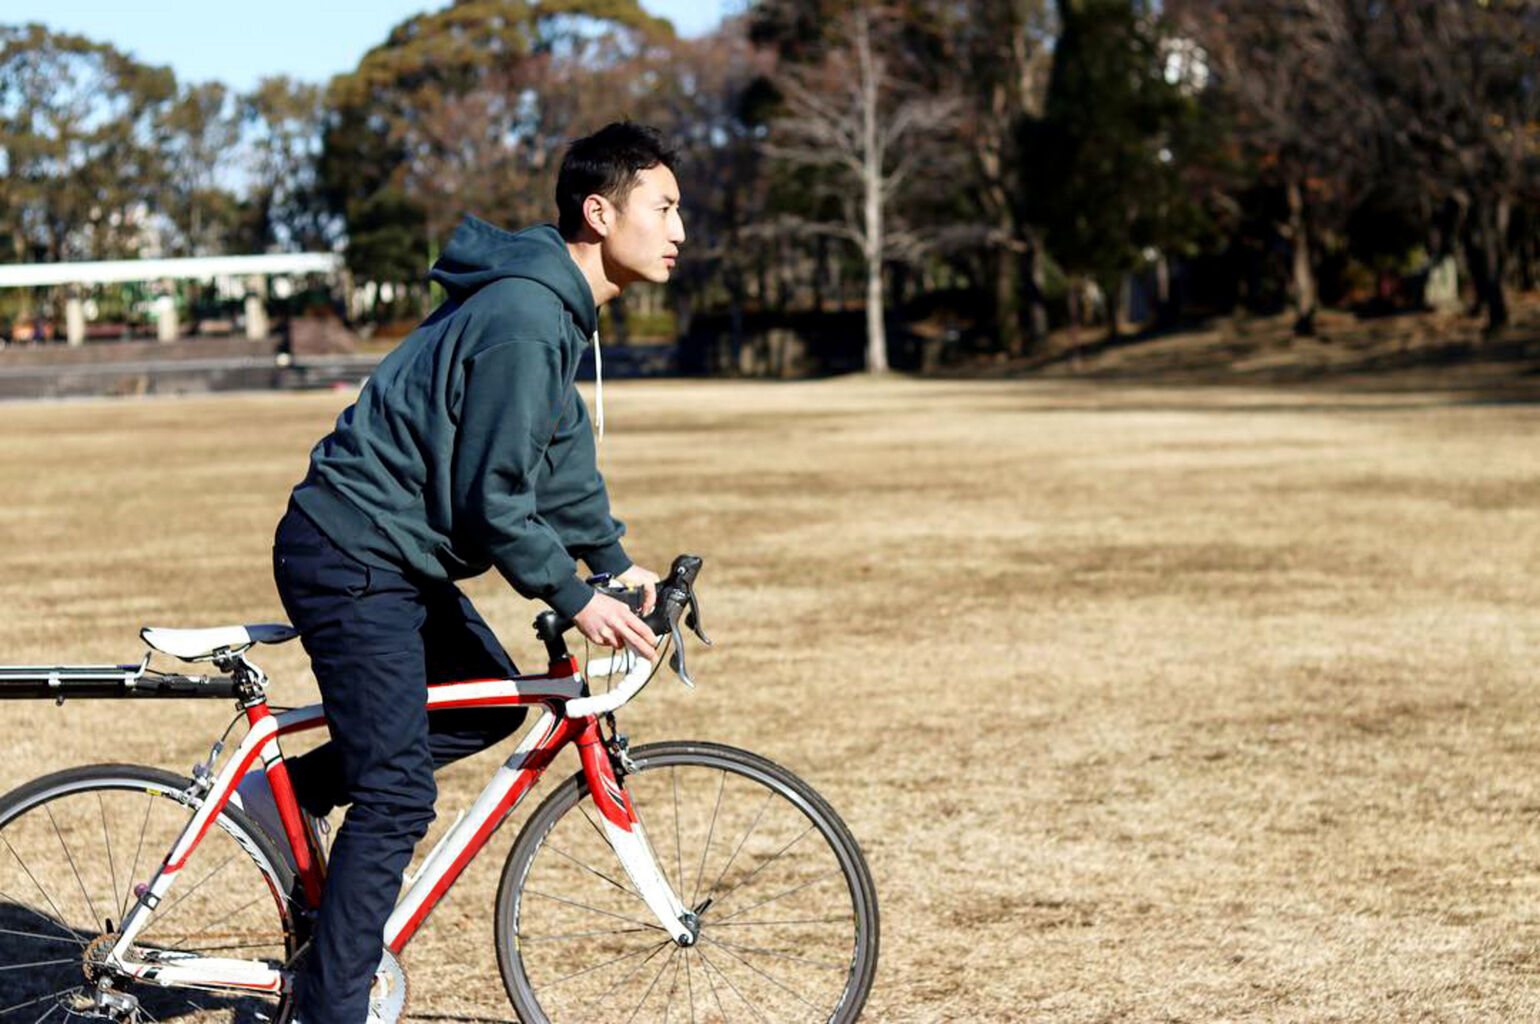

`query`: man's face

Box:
[599,164,685,287]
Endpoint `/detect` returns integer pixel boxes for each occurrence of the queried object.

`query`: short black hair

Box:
[556,122,678,240]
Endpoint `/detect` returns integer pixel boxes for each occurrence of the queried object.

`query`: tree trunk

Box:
[995,244,1024,356]
[610,292,630,346]
[673,291,694,343]
[812,235,827,313]
[865,239,887,373]
[858,9,888,374]
[1516,206,1535,292]
[1022,233,1049,351]
[777,232,792,315]
[1286,176,1317,337]
[1102,273,1122,342]
[727,265,745,376]
[1478,194,1510,338]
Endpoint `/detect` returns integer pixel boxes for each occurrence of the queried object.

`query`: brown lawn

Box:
[0,377,1535,1022]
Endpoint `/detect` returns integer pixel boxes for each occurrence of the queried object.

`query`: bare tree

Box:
[765,4,959,373]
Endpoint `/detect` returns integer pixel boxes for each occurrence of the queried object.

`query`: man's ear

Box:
[583,194,611,238]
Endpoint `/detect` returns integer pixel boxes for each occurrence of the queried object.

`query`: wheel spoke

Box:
[578,802,611,848]
[147,852,239,929]
[629,791,679,899]
[662,945,683,1024]
[715,869,843,925]
[519,925,657,943]
[695,946,770,1024]
[0,888,84,944]
[0,927,81,945]
[0,960,77,972]
[524,887,665,932]
[542,842,640,900]
[696,946,729,1024]
[691,770,726,908]
[97,793,119,928]
[0,987,80,1020]
[701,934,821,1012]
[43,805,104,933]
[544,936,669,991]
[704,791,773,902]
[154,891,272,950]
[683,937,696,1024]
[165,939,287,954]
[120,791,155,922]
[703,935,847,970]
[709,915,851,928]
[0,835,85,950]
[671,767,684,910]
[709,825,815,910]
[623,944,677,1024]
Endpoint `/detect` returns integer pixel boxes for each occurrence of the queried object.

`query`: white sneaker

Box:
[232,770,297,871]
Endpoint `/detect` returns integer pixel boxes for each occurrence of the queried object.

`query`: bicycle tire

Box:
[494,741,879,1023]
[0,763,303,1022]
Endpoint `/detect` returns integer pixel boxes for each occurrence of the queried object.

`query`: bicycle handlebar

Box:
[541,554,711,718]
[540,555,707,644]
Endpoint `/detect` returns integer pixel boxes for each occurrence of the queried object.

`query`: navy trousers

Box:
[273,503,525,1022]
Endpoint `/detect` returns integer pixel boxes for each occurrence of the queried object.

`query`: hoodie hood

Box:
[429,216,598,337]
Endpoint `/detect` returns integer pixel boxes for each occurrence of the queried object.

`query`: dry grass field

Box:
[0,376,1536,1022]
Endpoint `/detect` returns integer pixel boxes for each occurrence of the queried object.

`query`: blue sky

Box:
[4,1,736,92]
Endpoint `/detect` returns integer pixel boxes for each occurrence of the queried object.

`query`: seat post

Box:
[213,651,269,707]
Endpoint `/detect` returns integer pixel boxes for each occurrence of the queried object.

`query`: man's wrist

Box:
[549,575,596,620]
[583,540,631,577]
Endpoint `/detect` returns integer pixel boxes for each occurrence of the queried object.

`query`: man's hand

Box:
[615,564,660,615]
[573,591,658,659]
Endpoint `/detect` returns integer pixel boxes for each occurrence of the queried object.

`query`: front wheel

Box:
[495,741,879,1024]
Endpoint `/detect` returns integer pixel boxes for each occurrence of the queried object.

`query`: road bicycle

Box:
[0,556,879,1023]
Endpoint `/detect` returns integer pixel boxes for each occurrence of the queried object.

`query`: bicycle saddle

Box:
[140,623,299,661]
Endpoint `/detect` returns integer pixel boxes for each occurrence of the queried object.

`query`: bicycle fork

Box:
[575,718,700,946]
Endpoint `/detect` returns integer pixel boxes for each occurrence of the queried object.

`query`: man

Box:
[257,121,685,1022]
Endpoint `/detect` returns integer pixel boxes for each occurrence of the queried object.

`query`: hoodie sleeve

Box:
[452,339,594,619]
[538,389,631,576]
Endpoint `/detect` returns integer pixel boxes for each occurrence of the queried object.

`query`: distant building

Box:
[0,253,343,345]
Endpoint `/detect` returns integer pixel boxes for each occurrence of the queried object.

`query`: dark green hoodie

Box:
[291,216,628,618]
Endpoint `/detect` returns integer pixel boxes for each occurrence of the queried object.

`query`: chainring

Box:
[371,947,409,1024]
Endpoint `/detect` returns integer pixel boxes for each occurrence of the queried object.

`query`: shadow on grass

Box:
[0,901,279,1022]
[962,312,1540,407]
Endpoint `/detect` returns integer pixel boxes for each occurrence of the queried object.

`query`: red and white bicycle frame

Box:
[104,648,691,995]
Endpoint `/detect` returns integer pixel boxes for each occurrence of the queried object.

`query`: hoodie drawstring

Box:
[592,329,604,442]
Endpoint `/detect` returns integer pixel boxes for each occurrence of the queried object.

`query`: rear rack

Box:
[0,656,238,702]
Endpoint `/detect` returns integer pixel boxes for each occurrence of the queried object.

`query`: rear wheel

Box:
[495,741,879,1023]
[0,764,302,1022]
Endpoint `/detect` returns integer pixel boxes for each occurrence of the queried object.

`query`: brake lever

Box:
[684,591,712,647]
[667,622,695,688]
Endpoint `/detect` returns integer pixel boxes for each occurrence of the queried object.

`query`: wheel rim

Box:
[510,749,874,1024]
[0,772,295,1022]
